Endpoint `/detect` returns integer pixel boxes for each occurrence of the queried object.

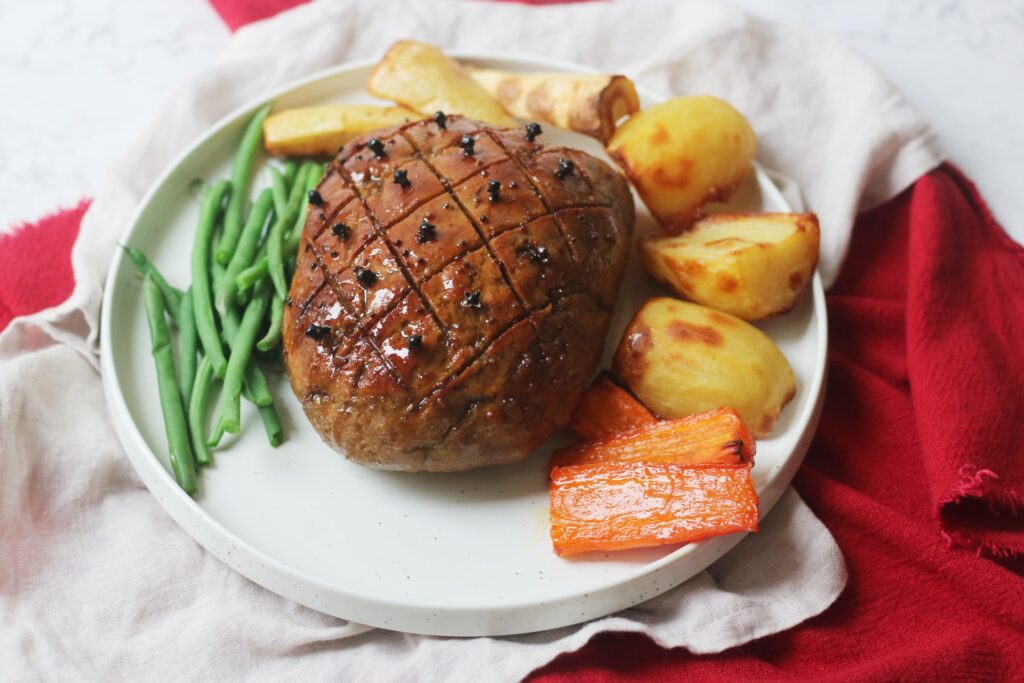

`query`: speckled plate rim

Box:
[100,50,828,636]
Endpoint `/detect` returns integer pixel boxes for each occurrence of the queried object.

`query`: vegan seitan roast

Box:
[283,115,635,471]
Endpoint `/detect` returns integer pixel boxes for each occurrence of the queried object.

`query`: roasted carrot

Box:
[552,407,755,470]
[550,462,759,556]
[569,373,658,440]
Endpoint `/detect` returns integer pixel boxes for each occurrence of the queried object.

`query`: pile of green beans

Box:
[127,101,326,494]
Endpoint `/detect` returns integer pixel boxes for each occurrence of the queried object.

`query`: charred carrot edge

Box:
[569,373,658,440]
[550,462,759,557]
[552,407,755,470]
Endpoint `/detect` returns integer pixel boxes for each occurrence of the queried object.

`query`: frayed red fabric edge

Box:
[940,465,1024,559]
[0,199,90,333]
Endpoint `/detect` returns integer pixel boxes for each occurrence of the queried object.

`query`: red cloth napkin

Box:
[0,200,87,332]
[5,0,1023,677]
[532,164,1024,680]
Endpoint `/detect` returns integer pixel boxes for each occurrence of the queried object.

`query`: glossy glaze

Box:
[282,116,635,471]
[549,462,760,556]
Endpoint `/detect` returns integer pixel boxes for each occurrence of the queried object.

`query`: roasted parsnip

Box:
[262,104,420,157]
[466,68,639,142]
[367,41,516,126]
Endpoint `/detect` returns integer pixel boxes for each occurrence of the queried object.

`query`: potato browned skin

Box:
[612,297,795,438]
[282,116,634,471]
[642,212,821,320]
[607,96,756,233]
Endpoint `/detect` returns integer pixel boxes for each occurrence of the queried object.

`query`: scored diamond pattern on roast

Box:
[451,160,548,239]
[387,194,483,285]
[521,150,604,210]
[283,115,634,471]
[491,215,576,310]
[402,115,485,156]
[363,159,446,229]
[341,132,414,181]
[313,196,378,274]
[306,169,355,241]
[419,246,525,352]
[429,134,509,187]
[364,290,464,395]
[328,236,410,331]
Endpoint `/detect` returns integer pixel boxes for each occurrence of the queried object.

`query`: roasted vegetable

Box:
[553,407,754,469]
[607,96,756,232]
[262,104,420,157]
[550,462,759,556]
[465,68,639,143]
[122,245,184,326]
[143,277,198,495]
[191,180,233,378]
[367,41,516,126]
[642,212,820,320]
[218,103,273,265]
[569,373,658,440]
[613,298,795,438]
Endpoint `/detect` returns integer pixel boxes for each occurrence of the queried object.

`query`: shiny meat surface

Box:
[282,116,635,471]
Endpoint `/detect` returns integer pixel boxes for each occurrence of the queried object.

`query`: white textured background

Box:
[2,0,1022,243]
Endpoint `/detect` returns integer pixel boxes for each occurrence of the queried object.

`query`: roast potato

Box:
[262,104,420,157]
[466,68,639,143]
[612,297,795,438]
[367,41,516,126]
[607,96,756,232]
[642,212,820,320]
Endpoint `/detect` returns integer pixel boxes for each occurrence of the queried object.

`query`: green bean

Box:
[188,355,215,466]
[257,291,284,351]
[243,359,273,406]
[290,162,323,234]
[268,163,315,299]
[143,277,197,494]
[216,102,273,265]
[270,168,290,218]
[257,402,284,447]
[207,421,225,448]
[236,256,269,295]
[219,302,273,407]
[191,180,232,378]
[211,257,227,294]
[217,188,274,313]
[178,287,198,406]
[206,381,274,448]
[122,245,183,325]
[278,163,324,265]
[219,280,272,433]
[297,163,325,226]
[285,160,311,204]
[282,159,298,188]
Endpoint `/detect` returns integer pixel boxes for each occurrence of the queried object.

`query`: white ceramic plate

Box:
[101,52,827,637]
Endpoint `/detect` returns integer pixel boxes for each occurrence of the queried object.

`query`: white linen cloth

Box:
[1,0,942,679]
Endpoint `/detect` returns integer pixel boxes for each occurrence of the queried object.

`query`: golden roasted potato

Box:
[367,41,516,126]
[613,297,795,438]
[465,68,639,143]
[642,212,820,320]
[262,104,420,157]
[607,96,756,232]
